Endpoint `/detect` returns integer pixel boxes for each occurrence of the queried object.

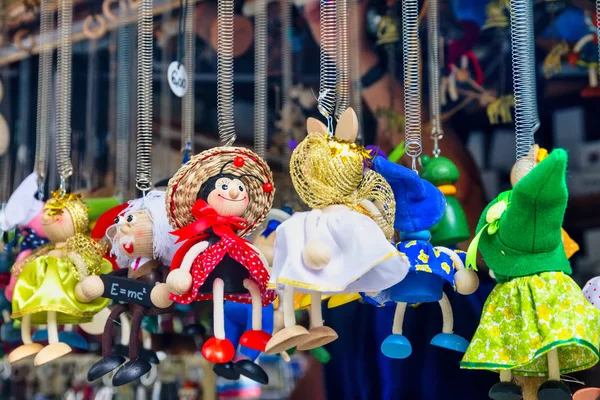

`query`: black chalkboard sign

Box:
[100,275,155,307]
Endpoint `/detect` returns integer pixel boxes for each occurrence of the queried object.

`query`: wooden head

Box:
[114,210,154,260]
[41,208,76,243]
[204,176,250,217]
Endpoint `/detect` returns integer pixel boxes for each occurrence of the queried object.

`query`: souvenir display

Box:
[165,147,276,380]
[83,190,178,386]
[267,108,408,354]
[461,149,600,399]
[362,156,479,358]
[8,191,112,366]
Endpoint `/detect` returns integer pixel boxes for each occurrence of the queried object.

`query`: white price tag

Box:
[167,61,188,97]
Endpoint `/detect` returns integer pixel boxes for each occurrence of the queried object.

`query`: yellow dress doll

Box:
[8,191,112,366]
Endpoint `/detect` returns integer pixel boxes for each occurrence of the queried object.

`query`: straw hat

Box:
[166,146,275,238]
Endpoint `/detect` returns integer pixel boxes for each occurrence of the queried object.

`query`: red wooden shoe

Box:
[240,330,272,352]
[201,337,235,363]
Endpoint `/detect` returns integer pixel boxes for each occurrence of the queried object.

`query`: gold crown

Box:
[377,16,399,46]
[44,191,90,234]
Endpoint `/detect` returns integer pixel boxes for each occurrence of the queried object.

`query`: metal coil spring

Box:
[280,0,292,160]
[427,0,443,156]
[318,0,337,121]
[35,0,53,190]
[56,0,73,184]
[116,9,132,198]
[402,0,422,169]
[217,0,236,145]
[349,0,362,141]
[136,0,154,192]
[254,0,268,159]
[335,0,349,120]
[182,0,195,153]
[510,0,536,180]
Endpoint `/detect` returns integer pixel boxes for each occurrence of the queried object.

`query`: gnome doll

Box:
[362,157,479,358]
[82,190,178,386]
[164,147,276,383]
[461,149,600,400]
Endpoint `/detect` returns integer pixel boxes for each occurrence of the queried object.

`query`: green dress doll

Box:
[420,155,470,246]
[8,191,112,367]
[461,149,600,400]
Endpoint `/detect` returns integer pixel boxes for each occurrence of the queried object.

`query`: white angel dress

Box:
[270,207,409,293]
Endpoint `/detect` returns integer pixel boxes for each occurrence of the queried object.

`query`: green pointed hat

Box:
[473,148,571,280]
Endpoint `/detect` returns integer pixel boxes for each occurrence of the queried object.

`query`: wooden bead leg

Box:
[547,348,560,381]
[243,279,262,331]
[34,312,72,366]
[213,278,225,340]
[265,286,309,355]
[8,315,43,364]
[296,291,338,351]
[392,302,407,335]
[500,370,512,383]
[438,292,454,334]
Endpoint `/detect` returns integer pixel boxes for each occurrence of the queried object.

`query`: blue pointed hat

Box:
[373,156,446,233]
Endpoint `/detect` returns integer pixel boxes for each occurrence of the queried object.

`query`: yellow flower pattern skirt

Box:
[461,272,600,376]
[12,255,112,325]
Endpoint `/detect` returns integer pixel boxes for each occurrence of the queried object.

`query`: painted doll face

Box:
[41,209,75,243]
[114,210,154,260]
[207,177,250,217]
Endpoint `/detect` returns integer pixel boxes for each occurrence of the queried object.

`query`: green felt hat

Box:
[476,148,571,281]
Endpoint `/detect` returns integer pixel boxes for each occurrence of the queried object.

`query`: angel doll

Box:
[266,108,409,355]
[362,157,479,358]
[165,147,276,382]
[8,191,112,366]
[81,190,178,386]
[461,149,600,400]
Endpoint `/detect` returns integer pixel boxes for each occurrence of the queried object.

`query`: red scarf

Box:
[169,200,253,270]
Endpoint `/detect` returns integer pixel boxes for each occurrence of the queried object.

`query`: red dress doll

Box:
[166,147,276,383]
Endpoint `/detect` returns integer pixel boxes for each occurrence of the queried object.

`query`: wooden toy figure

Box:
[83,190,177,386]
[568,10,600,97]
[362,156,479,358]
[420,155,470,246]
[266,108,409,355]
[8,191,112,366]
[461,149,600,400]
[164,147,276,383]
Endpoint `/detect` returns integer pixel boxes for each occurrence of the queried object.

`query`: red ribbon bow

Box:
[170,200,249,244]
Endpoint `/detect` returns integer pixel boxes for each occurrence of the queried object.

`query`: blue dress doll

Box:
[363,156,480,358]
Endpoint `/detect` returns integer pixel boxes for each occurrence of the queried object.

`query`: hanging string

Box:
[116,0,132,199]
[349,0,362,142]
[181,0,195,154]
[402,0,422,171]
[84,38,99,190]
[254,0,268,159]
[280,0,292,160]
[335,0,349,120]
[177,0,188,65]
[427,0,443,157]
[510,0,536,180]
[217,0,236,145]
[136,0,154,193]
[56,0,73,191]
[317,0,337,128]
[35,0,53,197]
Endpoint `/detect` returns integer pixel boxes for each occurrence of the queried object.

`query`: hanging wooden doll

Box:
[361,156,479,358]
[165,147,276,381]
[8,191,112,366]
[266,108,409,354]
[461,149,600,400]
[82,190,177,386]
[420,155,470,246]
[568,10,600,97]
